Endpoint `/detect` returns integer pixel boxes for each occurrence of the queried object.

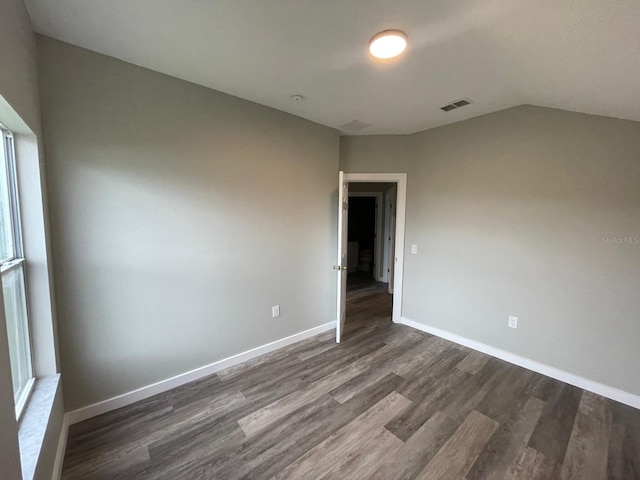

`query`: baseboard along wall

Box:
[51,415,69,480]
[52,315,640,479]
[51,321,335,479]
[65,321,336,425]
[397,316,640,410]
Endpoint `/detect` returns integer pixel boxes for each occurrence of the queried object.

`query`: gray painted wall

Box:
[0,0,41,132]
[37,36,339,410]
[340,105,640,396]
[0,1,64,479]
[340,135,413,174]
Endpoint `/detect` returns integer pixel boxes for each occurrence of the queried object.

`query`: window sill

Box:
[18,374,60,480]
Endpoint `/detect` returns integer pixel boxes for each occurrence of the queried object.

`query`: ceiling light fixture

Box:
[368,30,408,60]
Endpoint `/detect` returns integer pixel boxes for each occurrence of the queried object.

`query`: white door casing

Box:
[335,171,348,343]
[387,185,397,294]
[383,185,396,286]
[342,173,406,324]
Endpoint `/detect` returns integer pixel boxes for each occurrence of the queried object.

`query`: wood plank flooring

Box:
[62,280,640,479]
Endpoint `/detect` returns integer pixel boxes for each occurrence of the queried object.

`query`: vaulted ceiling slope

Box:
[25,0,640,134]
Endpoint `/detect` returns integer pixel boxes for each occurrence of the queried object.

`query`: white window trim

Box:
[1,92,62,480]
[1,126,35,419]
[14,376,35,419]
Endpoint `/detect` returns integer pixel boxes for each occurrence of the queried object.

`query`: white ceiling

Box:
[25,0,640,134]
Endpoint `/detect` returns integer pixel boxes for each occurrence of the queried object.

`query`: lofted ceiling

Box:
[24,0,640,134]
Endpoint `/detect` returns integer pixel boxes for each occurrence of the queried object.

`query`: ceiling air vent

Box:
[440,98,473,112]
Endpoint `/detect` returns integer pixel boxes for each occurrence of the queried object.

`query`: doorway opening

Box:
[345,184,396,337]
[335,173,407,343]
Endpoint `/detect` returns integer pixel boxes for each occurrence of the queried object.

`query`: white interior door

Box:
[336,171,348,343]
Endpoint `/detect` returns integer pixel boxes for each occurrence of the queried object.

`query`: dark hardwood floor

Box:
[62,281,640,479]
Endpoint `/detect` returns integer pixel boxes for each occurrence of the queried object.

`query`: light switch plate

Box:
[272,305,280,318]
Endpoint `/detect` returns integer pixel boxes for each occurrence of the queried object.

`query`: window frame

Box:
[0,125,35,419]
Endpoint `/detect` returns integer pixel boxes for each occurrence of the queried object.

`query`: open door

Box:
[335,171,348,343]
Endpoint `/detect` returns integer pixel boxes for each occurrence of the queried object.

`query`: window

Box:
[0,125,34,417]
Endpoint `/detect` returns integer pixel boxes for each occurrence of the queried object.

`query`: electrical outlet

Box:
[411,244,418,254]
[272,305,280,318]
[508,315,518,329]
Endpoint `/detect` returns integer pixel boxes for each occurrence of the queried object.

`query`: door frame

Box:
[348,192,384,281]
[383,184,396,291]
[343,173,407,323]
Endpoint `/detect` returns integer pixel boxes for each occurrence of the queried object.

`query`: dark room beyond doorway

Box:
[348,196,376,284]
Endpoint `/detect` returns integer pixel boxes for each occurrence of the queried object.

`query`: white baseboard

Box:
[398,316,640,410]
[51,415,68,480]
[65,321,335,426]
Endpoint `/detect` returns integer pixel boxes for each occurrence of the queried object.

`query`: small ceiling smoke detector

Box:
[440,98,473,112]
[290,94,305,103]
[369,30,408,59]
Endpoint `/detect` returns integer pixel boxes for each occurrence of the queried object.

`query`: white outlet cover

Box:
[411,244,418,254]
[508,315,518,329]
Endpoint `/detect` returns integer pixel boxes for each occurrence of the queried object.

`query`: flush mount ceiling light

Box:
[368,29,408,59]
